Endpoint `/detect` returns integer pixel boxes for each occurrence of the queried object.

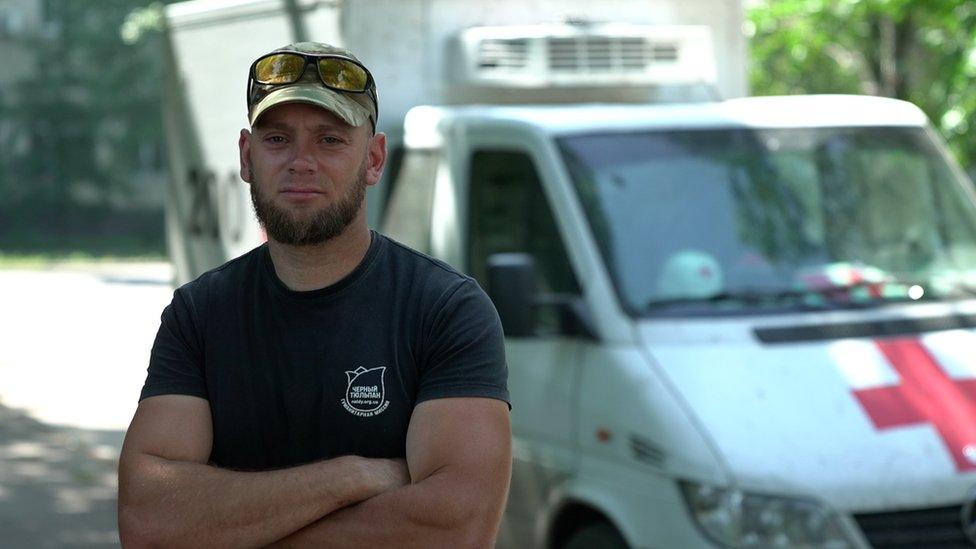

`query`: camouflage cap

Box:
[246,42,378,129]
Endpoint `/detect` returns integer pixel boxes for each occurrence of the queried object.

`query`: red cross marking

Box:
[852,337,976,472]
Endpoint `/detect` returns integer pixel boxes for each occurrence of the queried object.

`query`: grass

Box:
[0,231,167,268]
[0,206,167,265]
[0,251,167,268]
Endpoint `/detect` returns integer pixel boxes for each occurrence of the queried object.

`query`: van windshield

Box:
[558,126,976,316]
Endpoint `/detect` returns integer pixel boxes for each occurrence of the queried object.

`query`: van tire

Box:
[562,522,628,549]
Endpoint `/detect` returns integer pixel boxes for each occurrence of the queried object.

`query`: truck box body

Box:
[162,0,745,285]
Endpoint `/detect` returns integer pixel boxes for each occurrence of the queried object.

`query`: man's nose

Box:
[288,142,316,173]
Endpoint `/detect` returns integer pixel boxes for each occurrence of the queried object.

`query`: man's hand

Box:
[117,395,409,548]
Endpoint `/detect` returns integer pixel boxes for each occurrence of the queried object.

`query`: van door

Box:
[380,147,440,253]
[463,147,587,546]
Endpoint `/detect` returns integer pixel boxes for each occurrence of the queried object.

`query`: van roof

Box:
[403,95,930,146]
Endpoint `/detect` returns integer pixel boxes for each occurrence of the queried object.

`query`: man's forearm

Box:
[118,454,406,548]
[272,467,507,548]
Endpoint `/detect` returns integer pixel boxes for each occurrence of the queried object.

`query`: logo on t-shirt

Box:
[341,366,390,417]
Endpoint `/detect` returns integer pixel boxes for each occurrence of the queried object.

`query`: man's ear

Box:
[365,132,387,187]
[239,129,253,183]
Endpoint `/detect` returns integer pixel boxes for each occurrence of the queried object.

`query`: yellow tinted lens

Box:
[318,58,368,91]
[254,54,305,84]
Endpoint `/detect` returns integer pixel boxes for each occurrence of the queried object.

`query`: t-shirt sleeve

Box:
[140,286,208,401]
[416,278,510,408]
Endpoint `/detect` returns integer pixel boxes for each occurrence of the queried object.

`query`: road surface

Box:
[0,262,173,547]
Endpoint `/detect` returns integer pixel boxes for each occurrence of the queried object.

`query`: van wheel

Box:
[563,522,628,549]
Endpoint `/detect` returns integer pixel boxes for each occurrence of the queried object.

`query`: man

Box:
[118,42,511,548]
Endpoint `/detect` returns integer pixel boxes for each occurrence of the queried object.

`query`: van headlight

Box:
[679,481,853,548]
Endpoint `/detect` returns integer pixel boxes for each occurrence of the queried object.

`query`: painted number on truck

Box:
[185,167,245,243]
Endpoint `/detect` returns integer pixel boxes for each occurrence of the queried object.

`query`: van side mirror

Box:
[486,253,598,340]
[486,253,536,337]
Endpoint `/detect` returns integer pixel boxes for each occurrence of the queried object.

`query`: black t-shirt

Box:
[141,233,509,469]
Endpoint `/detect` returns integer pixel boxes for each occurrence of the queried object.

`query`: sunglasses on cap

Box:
[246,51,378,116]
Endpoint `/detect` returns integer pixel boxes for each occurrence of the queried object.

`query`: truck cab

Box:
[383,97,976,548]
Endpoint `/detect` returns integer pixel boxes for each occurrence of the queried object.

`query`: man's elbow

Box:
[456,520,501,549]
[118,503,165,548]
[118,497,192,549]
[117,467,173,547]
[429,500,503,548]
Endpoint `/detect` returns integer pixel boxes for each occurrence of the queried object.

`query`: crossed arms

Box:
[117,395,511,548]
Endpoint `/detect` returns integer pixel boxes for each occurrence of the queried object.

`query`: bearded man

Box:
[117,42,511,548]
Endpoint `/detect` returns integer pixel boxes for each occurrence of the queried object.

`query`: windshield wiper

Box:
[950,283,976,297]
[644,288,821,310]
[642,276,976,311]
[643,281,919,311]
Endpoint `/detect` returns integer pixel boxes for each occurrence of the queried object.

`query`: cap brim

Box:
[249,84,371,127]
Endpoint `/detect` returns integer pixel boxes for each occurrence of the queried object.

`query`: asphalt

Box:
[0,262,174,548]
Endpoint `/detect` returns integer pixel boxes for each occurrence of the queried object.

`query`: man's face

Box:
[238,102,385,245]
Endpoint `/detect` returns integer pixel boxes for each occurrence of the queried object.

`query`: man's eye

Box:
[265,135,286,143]
[321,136,343,144]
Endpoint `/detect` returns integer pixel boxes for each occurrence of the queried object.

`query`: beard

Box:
[250,160,367,246]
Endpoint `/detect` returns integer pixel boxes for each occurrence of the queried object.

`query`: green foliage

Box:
[120,2,165,45]
[0,0,179,256]
[748,0,976,171]
[0,207,166,259]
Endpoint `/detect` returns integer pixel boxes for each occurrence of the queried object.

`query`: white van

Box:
[382,96,976,548]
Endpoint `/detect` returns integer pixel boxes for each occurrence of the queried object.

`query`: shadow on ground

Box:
[0,402,122,548]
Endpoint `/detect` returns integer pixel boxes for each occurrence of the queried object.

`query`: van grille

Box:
[547,36,679,73]
[853,505,973,548]
[477,38,529,69]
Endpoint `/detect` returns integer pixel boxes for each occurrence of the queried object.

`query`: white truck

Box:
[162,1,976,547]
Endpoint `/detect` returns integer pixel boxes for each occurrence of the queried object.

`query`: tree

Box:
[0,0,179,254]
[748,0,976,172]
